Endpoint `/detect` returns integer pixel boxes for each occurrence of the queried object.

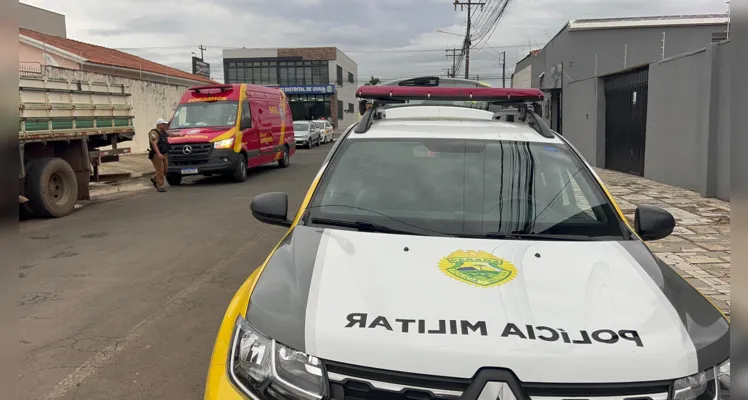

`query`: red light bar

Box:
[356,86,543,102]
[189,84,234,92]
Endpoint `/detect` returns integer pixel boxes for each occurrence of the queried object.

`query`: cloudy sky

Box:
[24,0,727,87]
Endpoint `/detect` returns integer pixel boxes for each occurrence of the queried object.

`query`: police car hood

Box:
[245,226,729,383]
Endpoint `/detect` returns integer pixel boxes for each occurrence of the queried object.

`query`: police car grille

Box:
[325,361,467,400]
[168,143,212,165]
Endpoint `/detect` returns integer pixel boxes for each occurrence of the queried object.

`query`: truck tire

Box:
[25,157,78,218]
[278,146,290,168]
[166,174,182,186]
[232,154,248,182]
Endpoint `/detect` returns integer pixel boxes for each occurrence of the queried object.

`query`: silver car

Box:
[293,121,321,149]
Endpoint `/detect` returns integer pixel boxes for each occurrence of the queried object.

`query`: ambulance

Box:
[165,84,295,185]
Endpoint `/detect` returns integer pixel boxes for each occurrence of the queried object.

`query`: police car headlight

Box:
[229,316,327,400]
[673,359,730,399]
[214,138,235,149]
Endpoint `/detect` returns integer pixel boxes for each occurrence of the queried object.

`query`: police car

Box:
[204,83,730,400]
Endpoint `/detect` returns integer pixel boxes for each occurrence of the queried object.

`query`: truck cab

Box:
[165,84,295,185]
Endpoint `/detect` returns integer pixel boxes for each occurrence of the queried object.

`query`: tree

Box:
[365,76,381,86]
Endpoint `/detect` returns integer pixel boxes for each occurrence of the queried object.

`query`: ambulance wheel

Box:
[25,157,78,218]
[278,146,290,168]
[166,174,182,186]
[232,154,248,182]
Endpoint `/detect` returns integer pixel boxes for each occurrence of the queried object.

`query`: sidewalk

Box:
[597,168,731,316]
[88,153,154,198]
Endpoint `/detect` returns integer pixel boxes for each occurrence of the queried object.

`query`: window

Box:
[337,100,344,119]
[307,139,625,239]
[348,72,354,83]
[336,65,343,86]
[241,101,251,126]
[293,121,311,132]
[348,103,354,113]
[171,101,239,129]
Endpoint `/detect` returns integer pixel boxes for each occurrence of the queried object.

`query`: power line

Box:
[115,44,533,53]
[453,0,486,79]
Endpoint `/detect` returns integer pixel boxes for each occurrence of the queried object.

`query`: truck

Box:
[18,73,136,218]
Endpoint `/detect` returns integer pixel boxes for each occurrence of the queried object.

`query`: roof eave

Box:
[84,62,215,86]
[19,34,88,64]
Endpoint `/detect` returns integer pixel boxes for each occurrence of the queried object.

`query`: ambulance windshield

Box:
[171,101,239,129]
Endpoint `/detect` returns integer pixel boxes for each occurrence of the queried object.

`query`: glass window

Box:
[348,72,354,83]
[268,67,278,85]
[296,66,305,85]
[304,61,312,66]
[228,68,237,82]
[307,139,625,239]
[313,121,326,129]
[288,67,296,85]
[336,65,343,85]
[348,103,354,113]
[261,67,269,84]
[337,100,343,119]
[241,101,251,122]
[305,67,312,84]
[279,67,289,85]
[247,68,255,84]
[171,101,239,129]
[311,66,322,85]
[229,62,236,67]
[237,68,245,82]
[293,121,310,131]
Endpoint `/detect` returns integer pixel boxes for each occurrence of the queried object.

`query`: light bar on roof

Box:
[189,84,234,93]
[356,86,544,102]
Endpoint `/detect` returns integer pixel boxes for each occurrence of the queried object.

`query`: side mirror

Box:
[240,117,252,130]
[251,192,292,228]
[634,205,675,241]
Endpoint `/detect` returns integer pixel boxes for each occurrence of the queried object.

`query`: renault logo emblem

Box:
[182,145,193,155]
[479,382,518,400]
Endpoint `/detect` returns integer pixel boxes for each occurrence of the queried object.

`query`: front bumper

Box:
[295,136,310,146]
[167,147,238,176]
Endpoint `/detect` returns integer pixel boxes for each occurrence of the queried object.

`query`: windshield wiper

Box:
[310,218,425,236]
[479,232,597,241]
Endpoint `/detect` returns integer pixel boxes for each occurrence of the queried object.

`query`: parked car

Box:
[165,84,294,185]
[313,119,334,144]
[293,120,321,149]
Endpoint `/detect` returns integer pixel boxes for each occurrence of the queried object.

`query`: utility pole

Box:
[197,45,207,60]
[442,67,453,77]
[502,51,506,87]
[445,48,459,77]
[454,0,485,79]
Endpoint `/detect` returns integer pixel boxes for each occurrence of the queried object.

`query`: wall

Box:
[333,49,359,129]
[715,41,730,200]
[562,77,602,163]
[539,23,726,88]
[645,49,706,192]
[19,3,66,38]
[19,42,81,70]
[512,64,532,88]
[43,67,190,153]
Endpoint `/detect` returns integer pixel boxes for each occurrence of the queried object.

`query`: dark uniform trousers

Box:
[149,129,170,189]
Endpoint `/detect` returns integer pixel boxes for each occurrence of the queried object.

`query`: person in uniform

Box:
[149,118,184,192]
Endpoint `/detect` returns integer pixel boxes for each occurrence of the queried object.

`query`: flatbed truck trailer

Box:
[19,75,136,218]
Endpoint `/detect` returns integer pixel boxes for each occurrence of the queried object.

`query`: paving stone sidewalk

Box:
[597,169,731,316]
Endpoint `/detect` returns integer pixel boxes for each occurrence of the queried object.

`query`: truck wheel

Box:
[166,174,182,186]
[278,146,291,168]
[232,154,248,182]
[25,157,78,218]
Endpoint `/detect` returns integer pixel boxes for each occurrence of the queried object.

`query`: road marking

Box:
[42,240,256,400]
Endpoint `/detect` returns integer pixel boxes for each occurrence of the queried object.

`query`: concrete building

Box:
[222,47,359,129]
[20,3,67,38]
[19,28,215,153]
[513,14,731,200]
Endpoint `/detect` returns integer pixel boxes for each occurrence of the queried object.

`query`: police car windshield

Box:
[170,101,239,129]
[313,122,326,129]
[308,138,626,239]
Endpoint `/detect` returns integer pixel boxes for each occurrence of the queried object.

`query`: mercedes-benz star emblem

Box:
[182,145,193,155]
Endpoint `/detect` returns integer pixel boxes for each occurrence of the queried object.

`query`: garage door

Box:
[604,67,648,176]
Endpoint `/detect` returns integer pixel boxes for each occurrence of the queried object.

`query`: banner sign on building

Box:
[192,57,211,78]
[275,85,336,95]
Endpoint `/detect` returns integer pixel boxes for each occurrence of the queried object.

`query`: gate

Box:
[604,67,649,176]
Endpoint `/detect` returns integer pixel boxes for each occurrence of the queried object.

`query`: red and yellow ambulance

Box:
[165,84,295,185]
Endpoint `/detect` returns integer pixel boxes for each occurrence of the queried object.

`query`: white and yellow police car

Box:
[204,82,730,400]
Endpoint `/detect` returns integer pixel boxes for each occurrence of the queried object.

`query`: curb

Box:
[89,179,153,198]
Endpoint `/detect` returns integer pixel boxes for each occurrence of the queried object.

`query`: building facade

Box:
[20,3,66,38]
[512,14,731,200]
[222,47,359,129]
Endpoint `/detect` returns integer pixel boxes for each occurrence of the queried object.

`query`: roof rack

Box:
[354,86,553,138]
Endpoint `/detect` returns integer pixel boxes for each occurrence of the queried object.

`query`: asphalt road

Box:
[18,145,331,400]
